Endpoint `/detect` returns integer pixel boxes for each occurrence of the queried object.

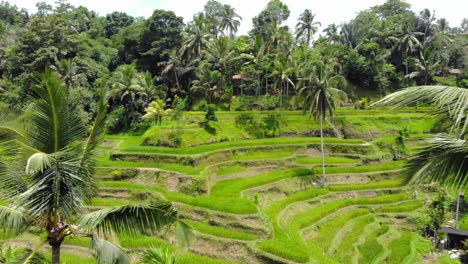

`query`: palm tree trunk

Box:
[279,82,283,119]
[320,111,326,188]
[405,51,409,76]
[51,243,61,264]
[174,69,180,92]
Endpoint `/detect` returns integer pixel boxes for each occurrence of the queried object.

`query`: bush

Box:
[205,104,217,121]
[258,94,279,110]
[106,106,128,134]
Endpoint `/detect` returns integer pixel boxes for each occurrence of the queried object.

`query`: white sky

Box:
[10,0,468,36]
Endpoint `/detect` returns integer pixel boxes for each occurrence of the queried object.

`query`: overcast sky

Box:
[11,0,468,36]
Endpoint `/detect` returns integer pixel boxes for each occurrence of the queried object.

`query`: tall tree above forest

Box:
[8,14,79,81]
[137,10,184,75]
[251,0,290,40]
[105,11,134,38]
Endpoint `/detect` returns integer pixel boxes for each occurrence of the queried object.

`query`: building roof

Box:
[442,227,468,236]
[449,69,462,75]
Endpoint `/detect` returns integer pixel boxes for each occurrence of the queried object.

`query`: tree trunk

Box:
[405,51,409,76]
[52,244,61,264]
[279,82,283,119]
[320,111,326,188]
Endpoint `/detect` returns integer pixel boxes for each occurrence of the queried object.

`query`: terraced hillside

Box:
[1,109,456,263]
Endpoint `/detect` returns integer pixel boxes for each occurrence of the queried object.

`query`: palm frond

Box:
[371,86,468,136]
[91,236,130,264]
[78,202,178,237]
[28,69,85,153]
[25,153,53,175]
[142,247,176,264]
[78,79,108,201]
[11,247,49,264]
[405,137,468,189]
[0,205,30,233]
[175,221,193,248]
[19,149,88,220]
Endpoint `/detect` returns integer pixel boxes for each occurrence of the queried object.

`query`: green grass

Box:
[334,214,375,263]
[307,208,371,260]
[358,225,390,263]
[178,252,241,264]
[317,160,405,174]
[118,233,174,249]
[97,158,203,175]
[43,253,95,264]
[185,220,257,240]
[387,231,431,263]
[230,151,292,161]
[258,192,409,262]
[167,168,312,214]
[329,179,406,191]
[216,165,247,176]
[296,156,358,164]
[117,136,365,155]
[379,200,424,212]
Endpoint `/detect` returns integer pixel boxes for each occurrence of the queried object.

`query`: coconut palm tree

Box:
[372,86,468,189]
[272,55,295,118]
[323,23,340,44]
[295,9,321,47]
[159,52,198,94]
[143,99,172,125]
[179,26,211,60]
[391,26,423,75]
[204,37,236,74]
[218,5,242,37]
[405,49,439,85]
[0,70,183,264]
[136,71,167,106]
[298,62,347,188]
[109,64,143,124]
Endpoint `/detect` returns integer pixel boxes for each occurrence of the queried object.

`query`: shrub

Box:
[106,106,128,134]
[205,104,217,121]
[258,94,279,110]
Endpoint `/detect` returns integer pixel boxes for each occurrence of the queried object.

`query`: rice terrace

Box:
[0,0,467,263]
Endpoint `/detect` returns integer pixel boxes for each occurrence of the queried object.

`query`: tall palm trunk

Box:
[279,82,283,118]
[405,51,409,76]
[51,244,61,264]
[320,111,326,188]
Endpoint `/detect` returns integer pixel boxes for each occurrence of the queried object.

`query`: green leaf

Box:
[78,202,178,237]
[91,236,130,264]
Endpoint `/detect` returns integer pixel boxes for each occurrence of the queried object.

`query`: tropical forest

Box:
[0,0,467,263]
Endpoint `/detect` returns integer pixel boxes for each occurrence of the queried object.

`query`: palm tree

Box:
[204,37,236,74]
[136,71,167,106]
[179,26,211,60]
[218,5,242,37]
[323,23,340,44]
[50,58,85,88]
[109,64,143,124]
[405,49,439,85]
[372,86,468,189]
[272,55,295,118]
[417,9,436,45]
[143,99,172,125]
[0,70,182,264]
[298,62,347,188]
[339,22,364,49]
[295,9,321,47]
[159,52,198,94]
[369,21,397,49]
[391,27,423,75]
